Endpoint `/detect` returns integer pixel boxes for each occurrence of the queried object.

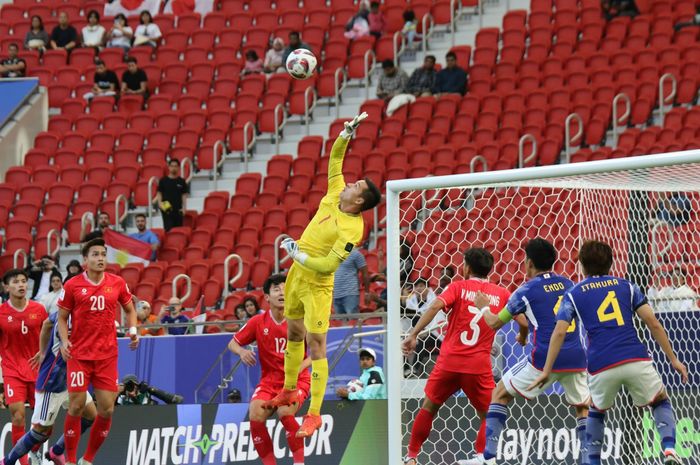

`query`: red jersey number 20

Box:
[90,295,105,311]
[460,306,483,346]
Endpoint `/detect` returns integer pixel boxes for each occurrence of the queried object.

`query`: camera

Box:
[122,375,183,405]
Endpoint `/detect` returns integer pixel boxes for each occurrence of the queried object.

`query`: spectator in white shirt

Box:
[39,274,63,315]
[81,10,106,50]
[649,267,698,313]
[134,10,161,47]
[106,14,133,51]
[404,278,444,377]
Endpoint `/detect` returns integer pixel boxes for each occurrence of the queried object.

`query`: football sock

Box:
[475,417,487,453]
[280,415,304,463]
[5,429,48,465]
[407,408,435,458]
[63,414,82,464]
[586,408,605,465]
[52,417,94,456]
[308,358,328,416]
[651,398,676,451]
[483,403,508,460]
[83,414,112,462]
[577,416,588,465]
[283,340,305,391]
[11,425,25,449]
[250,420,276,465]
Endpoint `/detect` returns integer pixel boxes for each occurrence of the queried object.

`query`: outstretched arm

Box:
[327,112,369,196]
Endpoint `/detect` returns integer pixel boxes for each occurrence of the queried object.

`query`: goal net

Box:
[385,152,700,465]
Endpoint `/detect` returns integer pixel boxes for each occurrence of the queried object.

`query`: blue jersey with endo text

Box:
[557,275,650,375]
[35,312,67,393]
[507,273,587,372]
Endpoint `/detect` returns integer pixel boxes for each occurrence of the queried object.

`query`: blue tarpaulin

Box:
[0,78,38,127]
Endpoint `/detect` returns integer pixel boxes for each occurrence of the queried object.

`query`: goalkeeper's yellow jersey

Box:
[297,136,364,269]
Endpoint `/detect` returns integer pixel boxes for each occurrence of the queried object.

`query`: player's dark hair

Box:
[463,247,493,278]
[525,238,557,271]
[2,268,28,285]
[168,158,180,166]
[135,213,147,220]
[578,240,613,276]
[382,59,394,69]
[82,238,106,257]
[360,177,381,211]
[263,273,286,295]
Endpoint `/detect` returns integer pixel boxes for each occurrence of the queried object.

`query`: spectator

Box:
[648,267,698,313]
[656,192,692,228]
[64,259,82,282]
[432,51,467,96]
[24,15,49,51]
[136,300,165,336]
[368,1,386,39]
[344,3,370,40]
[83,59,119,100]
[404,278,444,376]
[133,10,161,47]
[226,389,242,403]
[401,10,419,49]
[156,159,189,231]
[333,249,370,314]
[406,55,437,97]
[264,37,285,73]
[243,296,261,318]
[106,14,133,51]
[399,243,414,282]
[81,211,111,242]
[121,56,148,97]
[436,265,456,293]
[336,348,387,400]
[116,375,152,405]
[235,304,248,319]
[602,0,639,19]
[377,59,408,101]
[281,31,310,64]
[25,255,61,300]
[159,297,190,335]
[0,44,26,78]
[81,10,106,50]
[39,272,63,315]
[241,49,263,75]
[0,282,9,303]
[130,213,159,259]
[50,12,78,51]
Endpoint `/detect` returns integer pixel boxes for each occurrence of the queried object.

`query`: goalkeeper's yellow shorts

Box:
[285,263,334,334]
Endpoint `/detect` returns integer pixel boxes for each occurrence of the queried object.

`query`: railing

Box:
[470,155,487,172]
[304,86,317,136]
[222,254,243,298]
[211,140,225,190]
[518,134,537,168]
[13,249,27,268]
[612,93,631,147]
[421,13,434,52]
[81,211,94,236]
[658,73,677,127]
[242,120,256,172]
[477,0,483,30]
[334,67,347,119]
[273,103,286,154]
[46,229,61,257]
[274,233,292,273]
[207,358,244,404]
[651,221,673,270]
[172,274,192,303]
[193,342,245,404]
[146,176,159,228]
[328,315,386,372]
[392,30,405,66]
[564,113,583,164]
[451,0,458,45]
[180,157,193,183]
[363,49,376,101]
[114,194,129,231]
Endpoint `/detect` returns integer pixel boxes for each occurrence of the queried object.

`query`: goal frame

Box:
[385,150,700,464]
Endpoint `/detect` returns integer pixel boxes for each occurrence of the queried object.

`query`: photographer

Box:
[117,374,183,405]
[25,255,61,300]
[159,297,190,335]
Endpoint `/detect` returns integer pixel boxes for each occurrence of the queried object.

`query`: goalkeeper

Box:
[265,112,382,437]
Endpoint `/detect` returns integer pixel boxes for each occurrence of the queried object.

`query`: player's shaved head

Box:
[82,238,106,257]
[525,238,557,271]
[2,268,28,285]
[360,177,381,211]
[578,240,613,276]
[463,247,493,278]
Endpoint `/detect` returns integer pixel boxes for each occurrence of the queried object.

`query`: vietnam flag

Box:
[103,229,151,267]
[104,0,162,18]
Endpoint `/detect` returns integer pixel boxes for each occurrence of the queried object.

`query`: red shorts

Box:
[251,381,310,408]
[67,356,119,393]
[3,376,35,407]
[424,363,494,412]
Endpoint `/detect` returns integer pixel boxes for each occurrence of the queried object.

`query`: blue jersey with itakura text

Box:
[35,312,68,393]
[507,273,587,372]
[557,275,650,375]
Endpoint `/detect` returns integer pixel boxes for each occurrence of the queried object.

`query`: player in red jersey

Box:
[0,269,47,465]
[228,273,311,465]
[401,248,517,465]
[56,238,139,465]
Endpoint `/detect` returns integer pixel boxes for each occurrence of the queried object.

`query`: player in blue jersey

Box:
[457,238,589,465]
[530,240,689,465]
[1,312,97,465]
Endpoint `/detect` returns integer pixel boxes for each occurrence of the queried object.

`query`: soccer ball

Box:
[286,49,317,80]
[346,379,364,393]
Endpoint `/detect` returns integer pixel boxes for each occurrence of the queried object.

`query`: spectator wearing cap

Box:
[333,249,370,314]
[377,59,408,101]
[50,12,78,51]
[159,297,190,335]
[336,348,387,400]
[121,56,149,97]
[432,51,467,96]
[83,59,119,100]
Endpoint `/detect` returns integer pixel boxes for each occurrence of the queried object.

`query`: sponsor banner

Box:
[0,401,388,465]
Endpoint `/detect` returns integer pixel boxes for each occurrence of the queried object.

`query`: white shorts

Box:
[589,360,664,410]
[503,359,590,406]
[31,390,93,427]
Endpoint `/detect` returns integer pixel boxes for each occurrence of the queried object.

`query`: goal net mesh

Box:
[394,160,700,465]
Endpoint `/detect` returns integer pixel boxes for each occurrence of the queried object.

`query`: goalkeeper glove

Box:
[280,238,308,265]
[339,111,369,139]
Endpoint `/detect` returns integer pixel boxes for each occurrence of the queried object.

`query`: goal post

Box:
[386,150,700,465]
